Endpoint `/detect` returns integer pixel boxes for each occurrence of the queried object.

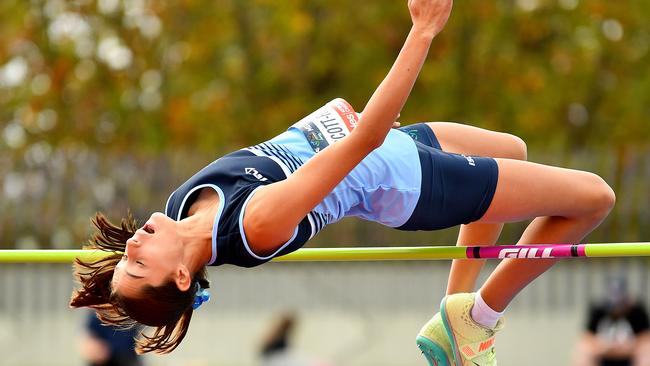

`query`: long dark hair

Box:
[70,212,210,354]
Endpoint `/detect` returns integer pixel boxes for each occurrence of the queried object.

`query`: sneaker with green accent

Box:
[416,312,455,366]
[440,293,504,366]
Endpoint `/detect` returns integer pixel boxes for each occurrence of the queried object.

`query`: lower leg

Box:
[446,223,503,294]
[475,159,616,313]
[478,216,591,312]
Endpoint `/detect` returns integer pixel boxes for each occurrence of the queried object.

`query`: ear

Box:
[174,265,192,292]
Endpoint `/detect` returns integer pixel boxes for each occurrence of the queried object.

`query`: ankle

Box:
[470,291,504,329]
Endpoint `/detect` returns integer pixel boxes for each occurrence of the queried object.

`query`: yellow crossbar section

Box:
[0,243,649,263]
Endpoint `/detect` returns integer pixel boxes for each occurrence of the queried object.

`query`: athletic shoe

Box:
[416,312,455,366]
[440,293,504,366]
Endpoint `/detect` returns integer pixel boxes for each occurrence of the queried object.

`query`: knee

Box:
[503,133,528,161]
[584,173,616,220]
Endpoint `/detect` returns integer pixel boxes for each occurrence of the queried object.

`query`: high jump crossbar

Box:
[0,243,649,263]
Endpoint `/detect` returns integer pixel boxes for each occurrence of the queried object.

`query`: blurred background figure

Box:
[574,276,650,366]
[260,313,332,366]
[79,310,144,366]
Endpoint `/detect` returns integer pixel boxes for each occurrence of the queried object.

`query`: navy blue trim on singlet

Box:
[164,149,314,268]
[245,142,304,174]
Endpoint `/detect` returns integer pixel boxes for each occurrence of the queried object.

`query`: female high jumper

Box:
[70,0,615,365]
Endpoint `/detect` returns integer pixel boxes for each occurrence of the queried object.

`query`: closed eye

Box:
[126,271,145,279]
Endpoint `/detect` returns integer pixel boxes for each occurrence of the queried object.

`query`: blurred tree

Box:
[0,0,648,248]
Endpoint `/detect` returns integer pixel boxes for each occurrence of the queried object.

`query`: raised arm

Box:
[244,0,453,252]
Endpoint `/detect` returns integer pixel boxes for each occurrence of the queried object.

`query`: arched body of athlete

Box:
[70,1,615,365]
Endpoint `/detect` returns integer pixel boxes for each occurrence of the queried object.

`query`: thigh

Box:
[479,158,613,223]
[425,122,526,159]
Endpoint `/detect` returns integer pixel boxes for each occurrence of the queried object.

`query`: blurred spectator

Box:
[574,277,650,366]
[260,313,333,366]
[79,311,144,366]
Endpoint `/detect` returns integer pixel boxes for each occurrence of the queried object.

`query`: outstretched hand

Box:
[408,0,453,38]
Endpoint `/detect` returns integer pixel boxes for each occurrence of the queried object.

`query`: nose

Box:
[125,240,141,260]
[126,233,145,252]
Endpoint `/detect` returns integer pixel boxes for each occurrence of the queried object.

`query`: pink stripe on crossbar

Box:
[466,244,586,259]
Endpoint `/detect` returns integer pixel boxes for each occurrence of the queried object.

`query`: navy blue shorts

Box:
[396,123,499,231]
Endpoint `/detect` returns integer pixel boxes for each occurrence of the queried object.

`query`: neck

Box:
[177,196,220,272]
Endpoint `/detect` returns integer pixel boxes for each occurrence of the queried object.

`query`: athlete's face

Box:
[112,212,187,298]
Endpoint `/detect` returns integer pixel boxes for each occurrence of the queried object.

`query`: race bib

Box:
[292,98,359,152]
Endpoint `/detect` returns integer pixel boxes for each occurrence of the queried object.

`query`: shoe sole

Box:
[440,297,464,365]
[416,335,452,366]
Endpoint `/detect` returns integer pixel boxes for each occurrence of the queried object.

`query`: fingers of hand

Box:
[408,0,453,34]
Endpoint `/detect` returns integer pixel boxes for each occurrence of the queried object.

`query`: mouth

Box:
[142,223,155,234]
